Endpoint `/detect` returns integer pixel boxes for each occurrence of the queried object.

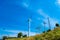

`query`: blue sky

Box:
[0,0,60,39]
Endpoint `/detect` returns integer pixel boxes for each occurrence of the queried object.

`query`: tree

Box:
[23,34,27,37]
[55,23,59,27]
[3,36,7,40]
[17,32,23,38]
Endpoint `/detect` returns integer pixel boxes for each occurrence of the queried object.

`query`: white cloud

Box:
[55,0,60,7]
[37,9,49,18]
[57,0,60,4]
[22,2,29,8]
[37,9,59,28]
[8,33,17,37]
[4,30,20,33]
[2,29,36,37]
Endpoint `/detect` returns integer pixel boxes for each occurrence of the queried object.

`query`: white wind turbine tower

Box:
[47,17,51,30]
[43,21,46,33]
[28,16,32,37]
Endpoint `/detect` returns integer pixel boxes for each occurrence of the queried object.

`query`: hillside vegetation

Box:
[5,27,60,40]
[34,27,60,40]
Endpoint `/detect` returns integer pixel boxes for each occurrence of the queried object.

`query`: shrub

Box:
[55,23,59,27]
[17,32,23,38]
[47,29,51,32]
[3,36,7,40]
[23,34,27,37]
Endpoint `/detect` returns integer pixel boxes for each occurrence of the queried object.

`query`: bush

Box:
[23,34,27,37]
[43,31,45,33]
[47,29,51,32]
[17,32,23,38]
[55,23,59,27]
[3,36,7,40]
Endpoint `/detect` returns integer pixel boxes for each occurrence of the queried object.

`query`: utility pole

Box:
[47,17,51,30]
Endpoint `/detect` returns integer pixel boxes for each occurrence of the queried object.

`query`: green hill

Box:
[34,27,60,40]
[5,27,60,40]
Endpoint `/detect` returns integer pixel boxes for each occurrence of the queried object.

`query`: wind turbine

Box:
[28,15,32,37]
[47,17,51,30]
[43,21,46,33]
